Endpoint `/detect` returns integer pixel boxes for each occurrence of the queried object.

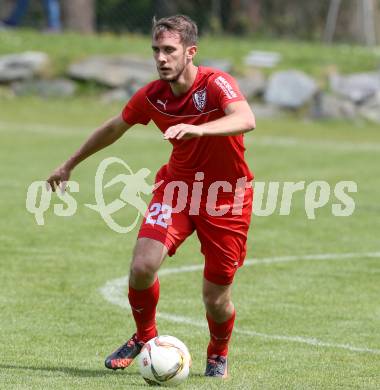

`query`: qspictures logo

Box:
[25,157,358,234]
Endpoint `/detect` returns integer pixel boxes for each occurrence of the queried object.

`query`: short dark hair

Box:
[152,15,198,46]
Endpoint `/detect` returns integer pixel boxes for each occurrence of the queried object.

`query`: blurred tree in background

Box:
[257,0,330,39]
[1,0,379,43]
[94,0,322,36]
[93,0,379,43]
[95,0,214,34]
[63,0,95,33]
[96,0,153,33]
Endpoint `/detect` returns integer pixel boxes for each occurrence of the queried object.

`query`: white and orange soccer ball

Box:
[137,335,191,387]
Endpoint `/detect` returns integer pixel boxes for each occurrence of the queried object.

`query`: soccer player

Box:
[47,15,255,378]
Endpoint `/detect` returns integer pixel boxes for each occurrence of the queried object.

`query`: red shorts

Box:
[138,182,253,285]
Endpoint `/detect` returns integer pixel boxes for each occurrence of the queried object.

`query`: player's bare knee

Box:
[203,293,230,313]
[130,256,157,280]
[130,252,159,279]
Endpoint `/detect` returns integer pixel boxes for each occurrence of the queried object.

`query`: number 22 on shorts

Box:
[145,203,172,228]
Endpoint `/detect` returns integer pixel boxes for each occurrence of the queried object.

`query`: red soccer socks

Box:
[128,278,160,342]
[206,310,236,357]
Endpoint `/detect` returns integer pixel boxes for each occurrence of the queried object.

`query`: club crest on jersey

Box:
[192,88,207,111]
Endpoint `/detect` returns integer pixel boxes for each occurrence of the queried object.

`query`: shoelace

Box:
[116,337,137,356]
[127,339,135,347]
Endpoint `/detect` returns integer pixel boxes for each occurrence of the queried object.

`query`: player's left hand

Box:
[164,124,204,140]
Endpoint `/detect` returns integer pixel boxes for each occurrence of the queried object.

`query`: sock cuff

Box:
[129,277,160,294]
[206,309,236,329]
[128,277,160,305]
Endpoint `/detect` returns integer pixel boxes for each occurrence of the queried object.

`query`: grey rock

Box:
[329,72,380,104]
[200,59,233,73]
[101,88,131,104]
[244,51,282,68]
[310,92,357,120]
[264,70,318,108]
[359,91,380,123]
[101,78,147,104]
[68,56,156,87]
[0,51,50,82]
[237,71,266,99]
[125,79,146,96]
[12,79,77,97]
[250,103,283,119]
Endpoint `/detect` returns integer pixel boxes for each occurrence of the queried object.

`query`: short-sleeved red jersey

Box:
[122,66,253,188]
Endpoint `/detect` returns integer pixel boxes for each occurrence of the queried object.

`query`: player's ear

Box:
[186,45,197,60]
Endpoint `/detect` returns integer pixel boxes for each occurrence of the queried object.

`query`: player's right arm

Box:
[47,114,131,191]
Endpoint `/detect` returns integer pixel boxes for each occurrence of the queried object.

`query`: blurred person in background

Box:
[1,0,61,31]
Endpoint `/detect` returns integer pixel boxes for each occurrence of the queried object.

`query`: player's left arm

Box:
[163,100,255,140]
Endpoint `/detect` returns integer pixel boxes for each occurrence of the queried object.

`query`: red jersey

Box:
[122,66,253,188]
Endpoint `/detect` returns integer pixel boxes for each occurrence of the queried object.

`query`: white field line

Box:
[1,121,380,152]
[100,251,380,355]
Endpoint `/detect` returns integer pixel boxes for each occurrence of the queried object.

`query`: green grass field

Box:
[1,30,380,389]
[0,95,379,389]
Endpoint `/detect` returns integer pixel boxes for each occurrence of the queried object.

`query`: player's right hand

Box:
[46,164,71,192]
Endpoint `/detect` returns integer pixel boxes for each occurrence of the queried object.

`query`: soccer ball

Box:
[137,335,191,387]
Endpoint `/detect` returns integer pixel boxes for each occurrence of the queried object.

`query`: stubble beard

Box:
[159,59,186,83]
